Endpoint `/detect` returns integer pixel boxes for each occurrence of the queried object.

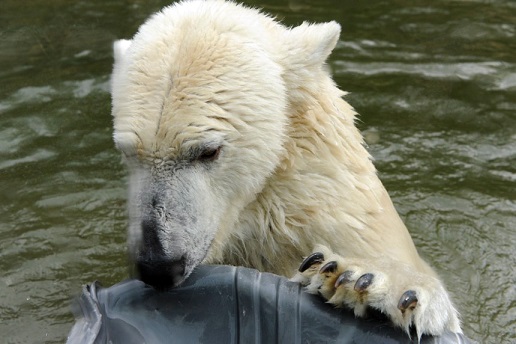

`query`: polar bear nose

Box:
[136,217,187,289]
[136,254,186,290]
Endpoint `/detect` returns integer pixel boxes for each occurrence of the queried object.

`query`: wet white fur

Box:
[111,0,461,338]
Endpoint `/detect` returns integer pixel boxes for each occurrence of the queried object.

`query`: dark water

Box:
[1,0,514,342]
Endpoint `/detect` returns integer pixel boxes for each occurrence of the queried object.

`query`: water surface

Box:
[1,0,514,342]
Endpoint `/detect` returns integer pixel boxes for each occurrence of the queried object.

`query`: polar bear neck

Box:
[207,74,421,276]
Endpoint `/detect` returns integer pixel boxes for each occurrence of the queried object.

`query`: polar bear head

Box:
[111,0,340,288]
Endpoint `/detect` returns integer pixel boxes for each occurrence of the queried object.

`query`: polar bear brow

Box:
[206,116,240,130]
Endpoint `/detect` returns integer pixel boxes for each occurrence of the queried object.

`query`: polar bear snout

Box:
[135,216,189,289]
[125,169,219,290]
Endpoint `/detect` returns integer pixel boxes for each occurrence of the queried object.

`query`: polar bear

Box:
[110,0,461,338]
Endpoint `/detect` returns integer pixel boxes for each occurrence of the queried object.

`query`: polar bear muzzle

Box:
[135,216,187,290]
[126,166,220,290]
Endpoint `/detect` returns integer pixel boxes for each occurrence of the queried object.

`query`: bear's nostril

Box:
[136,255,186,290]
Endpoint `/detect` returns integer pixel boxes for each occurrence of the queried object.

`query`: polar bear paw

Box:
[291,246,462,339]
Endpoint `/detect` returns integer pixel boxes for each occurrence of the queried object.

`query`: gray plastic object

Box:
[67,265,473,344]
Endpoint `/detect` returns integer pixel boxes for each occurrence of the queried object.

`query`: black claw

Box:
[334,270,354,288]
[398,290,418,312]
[319,260,338,274]
[354,273,374,292]
[299,252,325,272]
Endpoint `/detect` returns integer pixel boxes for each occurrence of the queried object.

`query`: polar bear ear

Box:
[113,39,132,64]
[284,21,341,68]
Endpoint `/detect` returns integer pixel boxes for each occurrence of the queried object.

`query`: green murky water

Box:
[1,0,514,342]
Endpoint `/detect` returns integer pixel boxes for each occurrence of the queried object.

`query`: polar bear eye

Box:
[197,146,222,162]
